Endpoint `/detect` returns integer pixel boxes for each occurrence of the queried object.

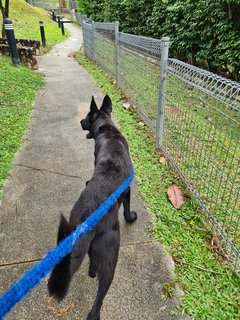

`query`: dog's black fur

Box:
[48,95,137,320]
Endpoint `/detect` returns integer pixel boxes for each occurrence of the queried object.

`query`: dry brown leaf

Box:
[167,184,184,209]
[160,156,167,164]
[47,303,77,317]
[67,52,76,58]
[138,121,145,126]
[123,102,131,109]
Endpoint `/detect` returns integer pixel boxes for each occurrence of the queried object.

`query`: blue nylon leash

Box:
[0,164,134,319]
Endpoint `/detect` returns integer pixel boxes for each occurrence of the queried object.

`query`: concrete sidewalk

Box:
[0,24,184,319]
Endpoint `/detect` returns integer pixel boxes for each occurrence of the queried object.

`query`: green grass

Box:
[75,51,240,320]
[0,56,44,191]
[0,0,69,51]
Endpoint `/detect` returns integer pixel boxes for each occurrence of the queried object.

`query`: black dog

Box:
[48,95,137,320]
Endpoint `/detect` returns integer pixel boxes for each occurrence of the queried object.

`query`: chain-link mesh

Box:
[71,10,87,25]
[81,21,240,272]
[94,22,116,77]
[164,58,240,270]
[119,33,161,130]
[82,22,94,60]
[30,1,52,9]
[82,22,116,77]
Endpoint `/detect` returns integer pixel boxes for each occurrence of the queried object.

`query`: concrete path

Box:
[0,24,184,319]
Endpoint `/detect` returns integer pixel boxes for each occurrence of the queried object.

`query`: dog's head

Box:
[80,95,112,139]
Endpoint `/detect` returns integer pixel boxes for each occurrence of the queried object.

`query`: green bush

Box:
[77,0,240,81]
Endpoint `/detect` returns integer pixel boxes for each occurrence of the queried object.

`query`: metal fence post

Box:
[57,15,61,28]
[92,21,96,62]
[4,18,20,66]
[39,21,46,47]
[115,21,120,85]
[51,9,56,21]
[60,18,65,35]
[156,37,170,149]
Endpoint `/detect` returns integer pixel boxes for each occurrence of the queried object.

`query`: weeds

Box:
[0,56,44,191]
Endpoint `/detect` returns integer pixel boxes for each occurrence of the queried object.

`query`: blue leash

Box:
[0,165,134,319]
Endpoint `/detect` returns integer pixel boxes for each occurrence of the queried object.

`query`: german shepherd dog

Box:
[48,95,137,320]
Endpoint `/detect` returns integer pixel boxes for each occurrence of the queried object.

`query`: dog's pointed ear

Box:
[100,95,112,115]
[90,96,98,113]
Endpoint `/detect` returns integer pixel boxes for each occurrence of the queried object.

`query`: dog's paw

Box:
[125,211,137,223]
[88,269,96,278]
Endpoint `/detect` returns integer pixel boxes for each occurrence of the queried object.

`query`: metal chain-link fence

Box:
[70,10,87,25]
[164,59,240,269]
[28,1,76,10]
[119,32,162,130]
[82,20,239,272]
[27,1,53,9]
[93,22,117,77]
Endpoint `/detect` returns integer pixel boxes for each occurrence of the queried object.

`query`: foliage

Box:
[76,0,240,80]
[75,51,240,319]
[77,0,105,21]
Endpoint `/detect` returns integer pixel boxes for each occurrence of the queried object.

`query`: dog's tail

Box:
[47,214,72,301]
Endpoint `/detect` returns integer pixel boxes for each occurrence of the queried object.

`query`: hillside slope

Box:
[0,0,68,44]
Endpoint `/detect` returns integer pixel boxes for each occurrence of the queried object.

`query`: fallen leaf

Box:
[138,121,145,126]
[167,184,184,209]
[68,52,76,58]
[160,156,167,164]
[47,303,77,316]
[234,231,240,241]
[123,102,131,109]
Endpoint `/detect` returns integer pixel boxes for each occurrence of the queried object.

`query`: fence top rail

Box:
[82,21,93,30]
[168,58,240,112]
[75,12,87,18]
[93,21,117,31]
[119,32,162,57]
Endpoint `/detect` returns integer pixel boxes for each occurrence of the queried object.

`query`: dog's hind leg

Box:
[123,187,137,223]
[88,244,98,278]
[70,231,95,276]
[87,228,120,320]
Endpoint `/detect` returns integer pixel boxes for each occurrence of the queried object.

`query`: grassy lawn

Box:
[0,0,69,51]
[75,51,240,320]
[0,56,44,192]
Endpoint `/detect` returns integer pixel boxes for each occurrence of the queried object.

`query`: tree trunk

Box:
[5,0,9,17]
[59,0,66,9]
[0,0,9,38]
